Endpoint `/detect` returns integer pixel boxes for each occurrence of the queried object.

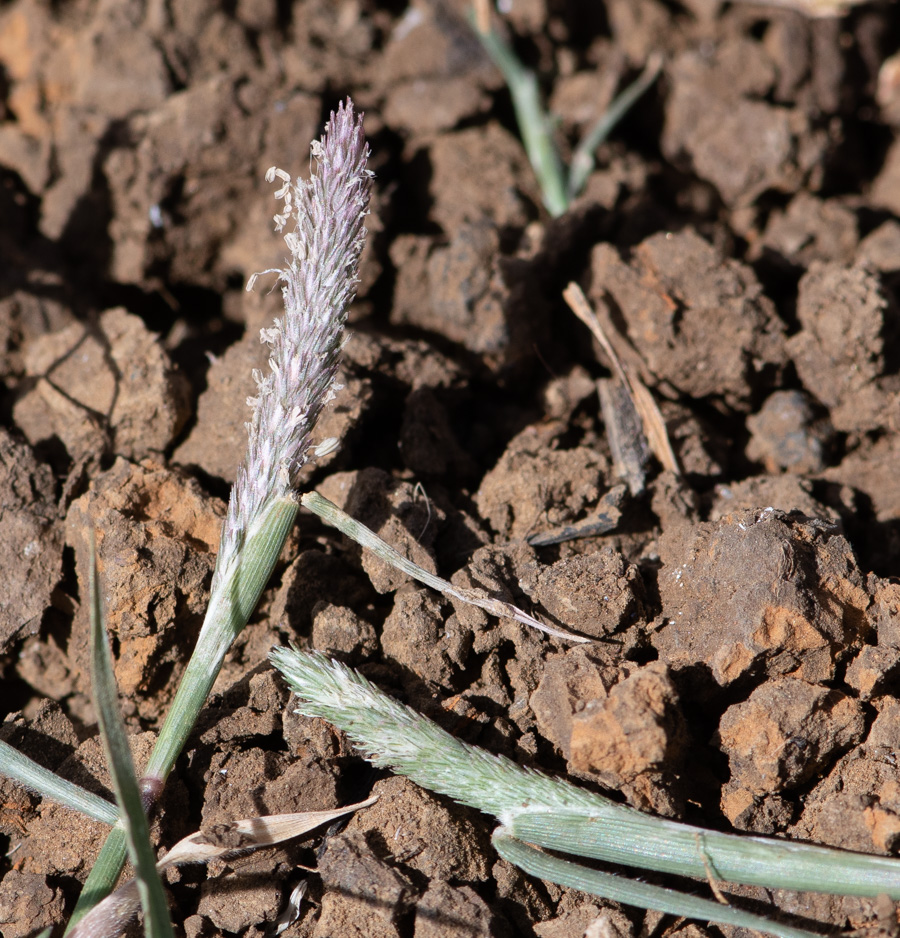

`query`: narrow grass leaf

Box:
[66,828,128,932]
[88,537,174,938]
[0,739,118,826]
[509,811,900,899]
[567,54,663,201]
[301,491,588,643]
[470,14,568,216]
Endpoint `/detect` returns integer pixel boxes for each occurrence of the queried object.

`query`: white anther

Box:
[314,437,340,458]
[265,166,291,184]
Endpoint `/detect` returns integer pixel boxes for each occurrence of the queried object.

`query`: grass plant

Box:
[0,99,373,933]
[2,90,899,938]
[470,5,662,215]
[271,648,900,938]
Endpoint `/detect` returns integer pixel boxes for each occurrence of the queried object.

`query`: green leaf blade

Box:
[470,16,568,217]
[66,830,128,932]
[144,495,299,783]
[88,538,174,938]
[0,739,118,826]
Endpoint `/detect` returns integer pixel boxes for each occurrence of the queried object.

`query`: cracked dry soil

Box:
[2,1,900,937]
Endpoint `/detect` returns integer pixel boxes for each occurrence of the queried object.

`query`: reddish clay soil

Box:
[2,1,900,936]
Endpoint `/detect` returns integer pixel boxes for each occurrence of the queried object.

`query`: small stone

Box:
[654,509,868,688]
[720,782,794,833]
[788,262,900,434]
[0,871,66,937]
[569,663,687,815]
[528,548,647,639]
[746,390,832,474]
[531,646,620,758]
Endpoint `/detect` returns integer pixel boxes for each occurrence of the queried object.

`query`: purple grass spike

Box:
[215,99,373,596]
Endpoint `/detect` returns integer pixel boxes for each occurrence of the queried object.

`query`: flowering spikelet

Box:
[214,100,372,591]
[270,647,609,822]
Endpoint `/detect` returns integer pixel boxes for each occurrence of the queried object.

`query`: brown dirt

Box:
[1,1,900,937]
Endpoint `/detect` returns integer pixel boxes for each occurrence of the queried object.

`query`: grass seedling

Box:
[470,3,662,216]
[1,551,375,938]
[272,648,900,938]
